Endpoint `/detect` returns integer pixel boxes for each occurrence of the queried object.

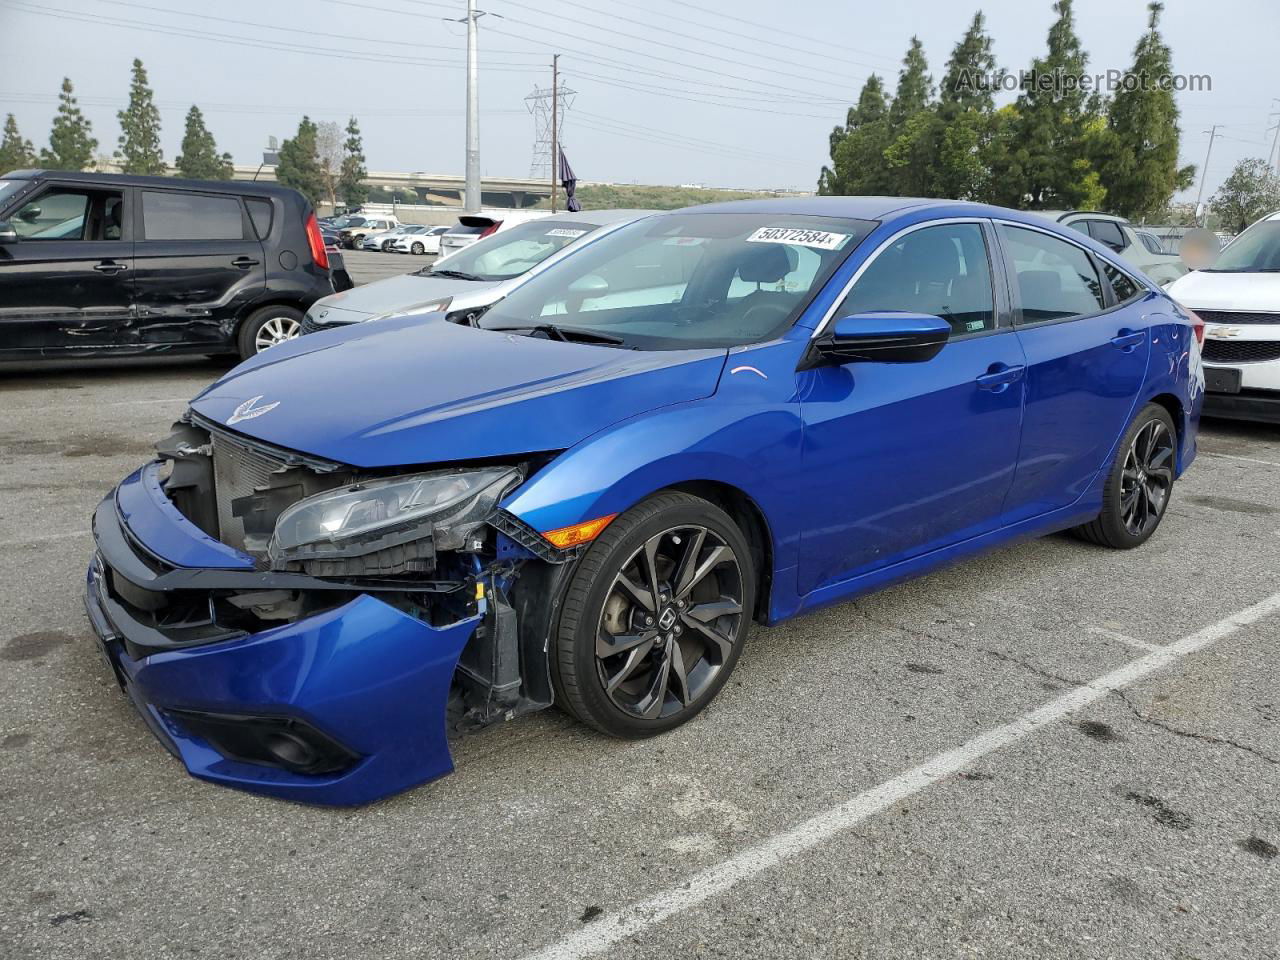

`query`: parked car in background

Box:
[1135,229,1167,255]
[437,210,550,260]
[88,197,1202,805]
[360,223,430,252]
[1166,210,1280,422]
[0,169,337,360]
[392,224,449,255]
[1038,211,1188,286]
[302,210,655,333]
[338,214,400,248]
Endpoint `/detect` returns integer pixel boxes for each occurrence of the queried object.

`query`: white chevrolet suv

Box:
[1166,211,1280,423]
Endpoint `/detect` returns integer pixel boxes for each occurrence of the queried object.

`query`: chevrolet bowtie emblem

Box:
[1204,325,1241,339]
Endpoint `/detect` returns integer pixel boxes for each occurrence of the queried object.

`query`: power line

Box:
[567,69,838,121]
[2,91,525,118]
[572,117,809,169]
[572,110,803,166]
[498,0,872,90]
[0,1,539,73]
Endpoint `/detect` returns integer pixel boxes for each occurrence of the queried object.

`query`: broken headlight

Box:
[268,466,519,567]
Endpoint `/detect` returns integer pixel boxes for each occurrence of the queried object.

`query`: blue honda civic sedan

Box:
[85,197,1204,805]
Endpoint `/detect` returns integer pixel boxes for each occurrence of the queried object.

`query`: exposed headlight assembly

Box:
[268,466,519,569]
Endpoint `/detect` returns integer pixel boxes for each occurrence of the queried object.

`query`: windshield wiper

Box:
[429,268,486,281]
[486,323,626,345]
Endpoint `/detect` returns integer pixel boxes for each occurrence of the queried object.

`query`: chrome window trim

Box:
[809,216,993,340]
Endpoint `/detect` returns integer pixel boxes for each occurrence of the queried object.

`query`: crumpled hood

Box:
[309,272,500,323]
[191,316,727,467]
[1166,270,1280,312]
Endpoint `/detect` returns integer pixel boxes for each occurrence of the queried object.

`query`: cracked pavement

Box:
[1,361,1277,960]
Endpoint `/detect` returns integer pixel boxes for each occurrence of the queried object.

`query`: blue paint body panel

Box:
[87,198,1203,805]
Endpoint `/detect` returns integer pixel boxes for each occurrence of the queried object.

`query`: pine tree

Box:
[1013,0,1105,208]
[0,114,37,172]
[820,75,891,195]
[826,76,897,196]
[884,37,937,196]
[888,37,934,127]
[928,13,1001,200]
[41,78,97,171]
[117,59,164,174]
[1096,3,1195,219]
[175,106,233,180]
[940,13,998,115]
[338,116,368,207]
[276,116,326,206]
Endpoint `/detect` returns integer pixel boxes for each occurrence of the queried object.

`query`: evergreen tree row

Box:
[818,1,1197,220]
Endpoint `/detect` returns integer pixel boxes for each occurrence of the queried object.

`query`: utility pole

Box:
[550,54,559,214]
[464,0,482,213]
[1268,99,1280,175]
[1194,125,1219,226]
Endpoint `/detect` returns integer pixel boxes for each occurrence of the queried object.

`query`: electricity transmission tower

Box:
[526,78,575,181]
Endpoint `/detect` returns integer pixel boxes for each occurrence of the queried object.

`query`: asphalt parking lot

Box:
[342,247,436,286]
[2,360,1278,959]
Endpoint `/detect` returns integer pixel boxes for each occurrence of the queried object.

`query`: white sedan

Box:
[390,225,449,255]
[362,224,433,252]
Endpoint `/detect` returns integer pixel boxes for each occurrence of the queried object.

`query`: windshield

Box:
[0,179,28,207]
[431,219,601,282]
[477,213,876,349]
[342,217,368,228]
[1208,221,1280,272]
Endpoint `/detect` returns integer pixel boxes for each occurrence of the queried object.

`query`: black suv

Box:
[0,170,339,360]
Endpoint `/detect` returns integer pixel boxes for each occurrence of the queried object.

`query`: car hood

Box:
[309,272,500,321]
[190,316,728,468]
[1166,270,1280,311]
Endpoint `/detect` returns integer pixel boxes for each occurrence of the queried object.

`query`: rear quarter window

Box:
[245,198,273,239]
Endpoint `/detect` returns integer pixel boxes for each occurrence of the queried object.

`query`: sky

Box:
[1,0,1277,204]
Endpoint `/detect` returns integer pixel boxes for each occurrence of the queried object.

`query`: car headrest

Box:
[1019,270,1063,305]
[737,243,795,284]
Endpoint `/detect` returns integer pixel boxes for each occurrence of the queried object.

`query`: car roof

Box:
[672,195,948,220]
[3,168,298,199]
[1037,209,1130,225]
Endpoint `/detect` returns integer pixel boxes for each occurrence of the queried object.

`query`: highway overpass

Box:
[233,165,549,208]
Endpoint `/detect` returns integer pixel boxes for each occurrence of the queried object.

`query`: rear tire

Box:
[1072,402,1177,549]
[237,306,304,359]
[551,492,755,739]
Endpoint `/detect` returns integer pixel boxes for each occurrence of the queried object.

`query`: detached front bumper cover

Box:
[84,463,482,806]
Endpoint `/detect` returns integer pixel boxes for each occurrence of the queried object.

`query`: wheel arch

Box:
[1145,390,1190,474]
[658,479,774,624]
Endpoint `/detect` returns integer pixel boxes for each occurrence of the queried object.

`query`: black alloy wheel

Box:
[552,493,754,737]
[1073,403,1177,549]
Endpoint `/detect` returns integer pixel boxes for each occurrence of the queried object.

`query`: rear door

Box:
[0,181,134,355]
[996,222,1151,522]
[131,188,265,350]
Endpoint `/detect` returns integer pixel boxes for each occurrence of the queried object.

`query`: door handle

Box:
[93,260,128,274]
[1110,329,1146,351]
[975,363,1025,392]
[232,256,261,269]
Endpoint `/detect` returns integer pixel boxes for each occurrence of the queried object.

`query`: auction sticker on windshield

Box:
[545,228,589,239]
[747,226,850,250]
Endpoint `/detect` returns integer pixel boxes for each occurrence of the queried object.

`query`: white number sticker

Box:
[545,228,588,239]
[746,226,850,250]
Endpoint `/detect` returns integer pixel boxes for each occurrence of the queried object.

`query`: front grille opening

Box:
[1198,310,1280,326]
[1202,339,1280,364]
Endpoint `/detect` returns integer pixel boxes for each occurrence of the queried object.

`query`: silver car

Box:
[302,209,657,333]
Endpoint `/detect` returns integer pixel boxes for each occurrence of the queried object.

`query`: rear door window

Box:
[142,191,245,240]
[1001,226,1106,324]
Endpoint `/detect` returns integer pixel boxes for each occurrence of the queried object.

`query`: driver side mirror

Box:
[0,220,17,244]
[810,311,950,366]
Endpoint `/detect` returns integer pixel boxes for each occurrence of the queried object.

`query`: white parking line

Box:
[519,591,1280,960]
[1086,625,1162,653]
[1201,451,1280,468]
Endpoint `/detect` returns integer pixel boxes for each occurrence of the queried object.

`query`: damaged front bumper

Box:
[84,462,483,806]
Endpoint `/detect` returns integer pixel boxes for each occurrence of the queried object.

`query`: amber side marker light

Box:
[541,514,618,549]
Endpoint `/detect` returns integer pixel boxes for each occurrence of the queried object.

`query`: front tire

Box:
[552,492,755,738]
[237,306,304,359]
[411,241,425,255]
[1073,402,1177,549]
